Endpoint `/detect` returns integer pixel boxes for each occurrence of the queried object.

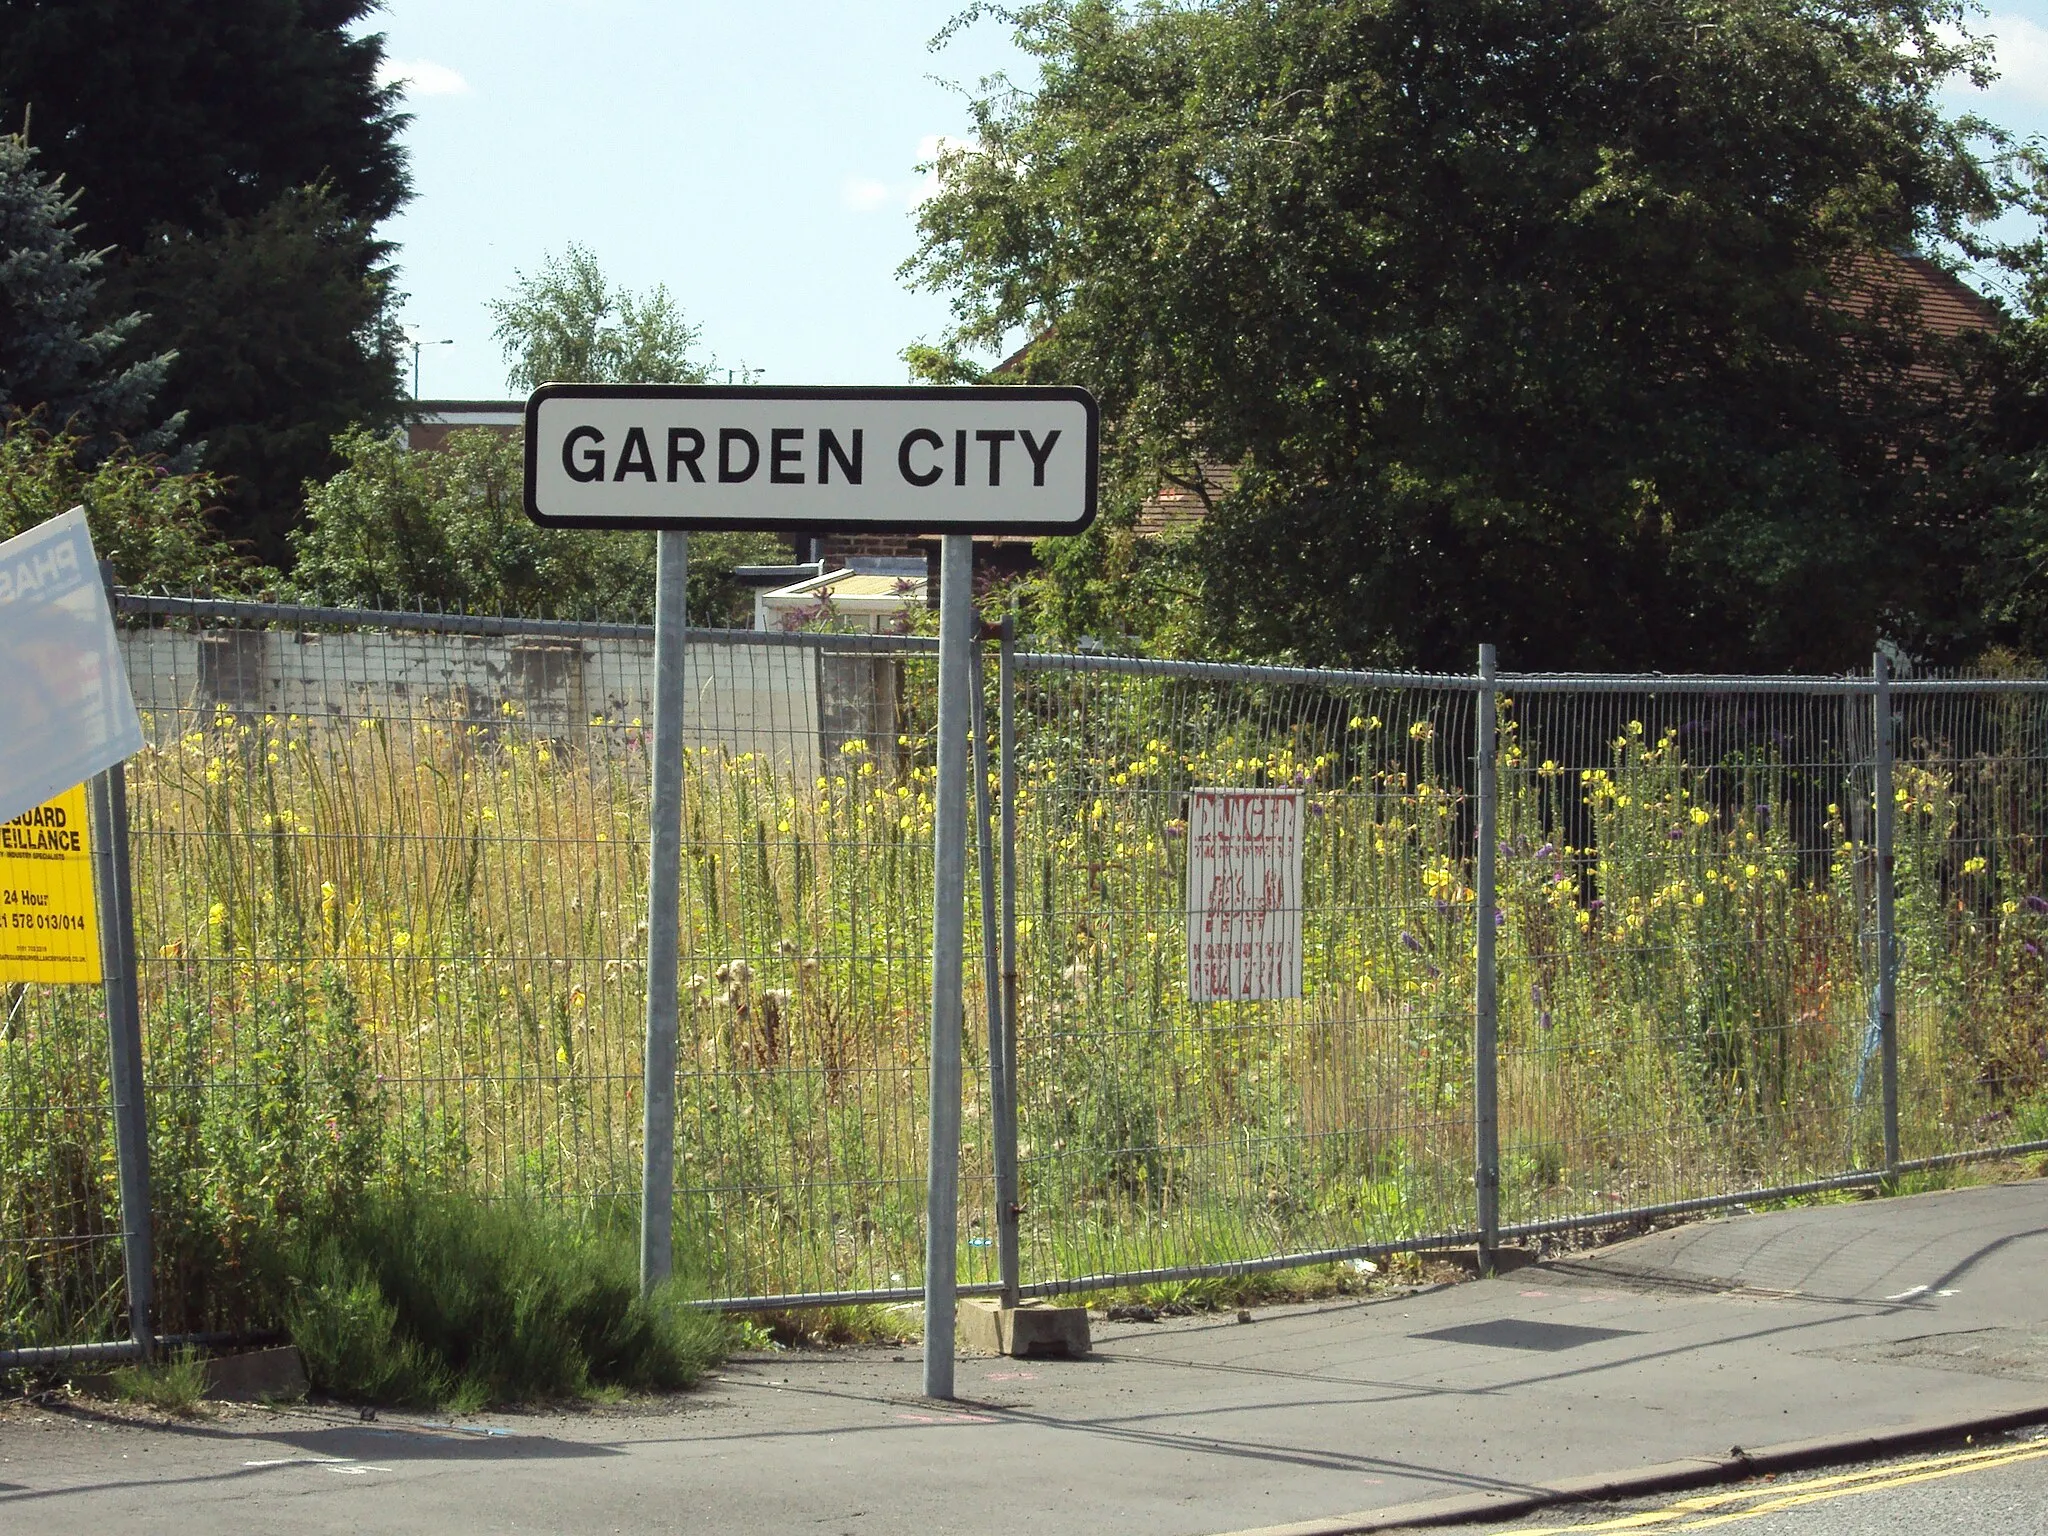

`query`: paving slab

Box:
[4,1180,2046,1535]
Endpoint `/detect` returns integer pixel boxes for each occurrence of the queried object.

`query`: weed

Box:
[110,1347,207,1414]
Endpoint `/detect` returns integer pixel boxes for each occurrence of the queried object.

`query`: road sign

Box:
[535,383,1103,1402]
[0,507,145,827]
[523,385,1098,534]
[0,783,101,982]
[1186,788,1305,1002]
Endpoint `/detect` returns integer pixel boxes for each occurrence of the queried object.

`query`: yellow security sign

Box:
[0,783,100,982]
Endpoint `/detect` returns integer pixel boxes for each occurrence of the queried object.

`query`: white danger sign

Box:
[0,507,143,828]
[1186,788,1305,1003]
[524,384,1098,533]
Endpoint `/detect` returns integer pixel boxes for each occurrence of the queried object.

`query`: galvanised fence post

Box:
[970,627,1020,1307]
[89,761,152,1359]
[1474,644,1501,1270]
[995,614,1023,1306]
[1874,650,1900,1175]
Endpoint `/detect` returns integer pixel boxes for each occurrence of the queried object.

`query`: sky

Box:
[370,1,2048,402]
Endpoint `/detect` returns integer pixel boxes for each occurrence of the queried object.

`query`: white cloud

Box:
[376,58,472,98]
[1982,14,2048,109]
[911,134,975,208]
[840,177,893,213]
[840,136,980,216]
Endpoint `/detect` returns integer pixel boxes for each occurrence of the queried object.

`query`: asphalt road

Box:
[1478,1429,2048,1534]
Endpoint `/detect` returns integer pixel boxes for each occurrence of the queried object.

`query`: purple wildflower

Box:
[2027,894,2048,915]
[1539,1011,1554,1031]
[1535,843,1556,859]
[2027,943,2042,959]
[1400,931,1423,953]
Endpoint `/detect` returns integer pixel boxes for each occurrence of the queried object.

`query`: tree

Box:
[0,0,411,564]
[489,244,712,389]
[907,0,2044,670]
[116,186,406,569]
[0,419,255,590]
[0,134,174,453]
[290,428,783,626]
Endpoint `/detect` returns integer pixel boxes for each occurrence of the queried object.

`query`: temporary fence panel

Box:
[8,591,2048,1341]
[1486,678,1880,1239]
[0,977,128,1352]
[111,597,990,1327]
[1888,678,2048,1167]
[1005,653,1485,1293]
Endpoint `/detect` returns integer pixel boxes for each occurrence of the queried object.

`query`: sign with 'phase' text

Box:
[524,384,1098,534]
[0,507,145,828]
[0,783,100,982]
[1186,788,1305,1003]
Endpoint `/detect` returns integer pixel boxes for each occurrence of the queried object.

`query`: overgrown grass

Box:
[5,650,2047,1349]
[280,1194,727,1409]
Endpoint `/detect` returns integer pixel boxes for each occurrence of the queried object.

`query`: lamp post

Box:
[409,335,455,398]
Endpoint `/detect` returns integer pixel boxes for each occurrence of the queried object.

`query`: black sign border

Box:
[522,383,1099,536]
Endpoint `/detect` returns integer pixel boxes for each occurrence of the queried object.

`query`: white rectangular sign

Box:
[0,507,144,827]
[1186,788,1305,1003]
[524,384,1099,534]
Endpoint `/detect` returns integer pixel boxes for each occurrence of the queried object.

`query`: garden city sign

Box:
[523,383,1098,534]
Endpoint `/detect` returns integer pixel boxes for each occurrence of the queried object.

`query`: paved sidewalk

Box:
[5,1180,2047,1535]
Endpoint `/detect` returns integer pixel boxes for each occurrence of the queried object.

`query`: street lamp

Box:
[408,335,455,398]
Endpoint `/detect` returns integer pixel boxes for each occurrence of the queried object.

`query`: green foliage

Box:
[490,244,712,391]
[1970,308,2048,655]
[283,1195,726,1407]
[109,1346,209,1414]
[112,185,407,570]
[908,0,2045,669]
[0,0,408,250]
[0,0,411,568]
[0,134,173,453]
[289,426,784,624]
[0,418,256,588]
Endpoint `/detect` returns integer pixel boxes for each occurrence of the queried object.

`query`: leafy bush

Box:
[282,1194,725,1408]
[290,426,785,624]
[0,418,257,586]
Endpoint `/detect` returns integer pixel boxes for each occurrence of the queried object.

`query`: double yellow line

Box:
[1503,1437,2048,1532]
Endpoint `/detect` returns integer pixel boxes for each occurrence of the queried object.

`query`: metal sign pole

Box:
[923,534,974,1399]
[640,530,689,1293]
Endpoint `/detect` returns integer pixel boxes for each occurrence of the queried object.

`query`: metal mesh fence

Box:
[1488,681,1880,1236]
[7,597,2048,1347]
[1006,654,1485,1291]
[105,599,988,1328]
[1890,679,2048,1165]
[0,978,125,1349]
